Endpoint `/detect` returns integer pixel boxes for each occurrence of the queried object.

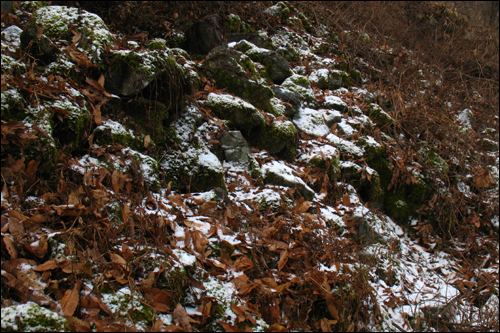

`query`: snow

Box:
[292,107,331,137]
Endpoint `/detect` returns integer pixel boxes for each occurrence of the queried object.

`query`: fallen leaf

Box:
[61,280,81,316]
[173,303,192,331]
[278,250,288,271]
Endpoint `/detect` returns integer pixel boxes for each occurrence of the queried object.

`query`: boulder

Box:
[185,15,225,55]
[205,93,266,133]
[270,85,302,117]
[262,161,314,200]
[235,40,292,84]
[202,46,275,113]
[20,24,60,64]
[221,131,262,179]
[262,161,315,200]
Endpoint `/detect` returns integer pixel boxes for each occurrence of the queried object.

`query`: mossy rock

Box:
[282,74,317,108]
[206,92,266,133]
[356,136,386,161]
[225,13,242,33]
[367,103,394,126]
[252,120,297,161]
[1,302,69,332]
[418,147,449,177]
[121,97,170,145]
[160,146,225,193]
[240,41,292,84]
[92,119,146,151]
[148,38,168,50]
[31,5,114,64]
[202,47,275,113]
[265,2,291,21]
[300,146,341,180]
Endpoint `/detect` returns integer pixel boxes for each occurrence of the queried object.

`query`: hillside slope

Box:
[1,1,498,331]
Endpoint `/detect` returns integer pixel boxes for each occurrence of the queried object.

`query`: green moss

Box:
[148,38,167,50]
[367,103,394,126]
[1,302,68,332]
[32,5,114,64]
[226,13,242,33]
[254,120,297,161]
[124,97,170,145]
[385,188,411,222]
[102,289,154,329]
[350,69,362,85]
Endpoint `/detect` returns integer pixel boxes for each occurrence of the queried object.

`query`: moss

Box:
[357,136,387,161]
[225,13,242,33]
[123,97,170,145]
[102,289,154,329]
[148,38,167,50]
[385,188,411,222]
[350,69,362,85]
[254,120,297,161]
[32,5,114,64]
[160,147,225,193]
[367,103,394,126]
[1,302,68,332]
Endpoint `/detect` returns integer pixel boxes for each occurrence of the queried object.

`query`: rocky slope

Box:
[1,2,498,332]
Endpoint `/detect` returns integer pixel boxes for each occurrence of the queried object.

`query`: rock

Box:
[322,109,343,127]
[185,15,225,55]
[292,107,330,137]
[262,161,315,200]
[203,46,275,113]
[160,145,225,192]
[221,131,262,179]
[235,40,292,84]
[253,120,298,161]
[20,24,60,64]
[322,95,348,112]
[281,74,317,108]
[104,50,191,103]
[270,85,302,117]
[30,6,114,64]
[227,32,274,50]
[308,68,351,90]
[367,103,394,126]
[206,93,266,132]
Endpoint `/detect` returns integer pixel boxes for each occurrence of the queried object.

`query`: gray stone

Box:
[262,161,315,200]
[221,131,253,167]
[270,85,302,117]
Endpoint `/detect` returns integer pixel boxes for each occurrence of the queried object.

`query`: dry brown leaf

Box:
[320,318,333,332]
[269,324,288,332]
[173,303,192,331]
[220,322,246,332]
[61,280,81,316]
[112,170,120,194]
[261,277,278,289]
[234,256,255,271]
[110,253,127,265]
[144,134,151,148]
[232,274,254,296]
[2,234,18,258]
[169,195,188,212]
[33,259,59,271]
[343,193,351,206]
[327,301,340,321]
[231,303,246,323]
[278,250,288,271]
